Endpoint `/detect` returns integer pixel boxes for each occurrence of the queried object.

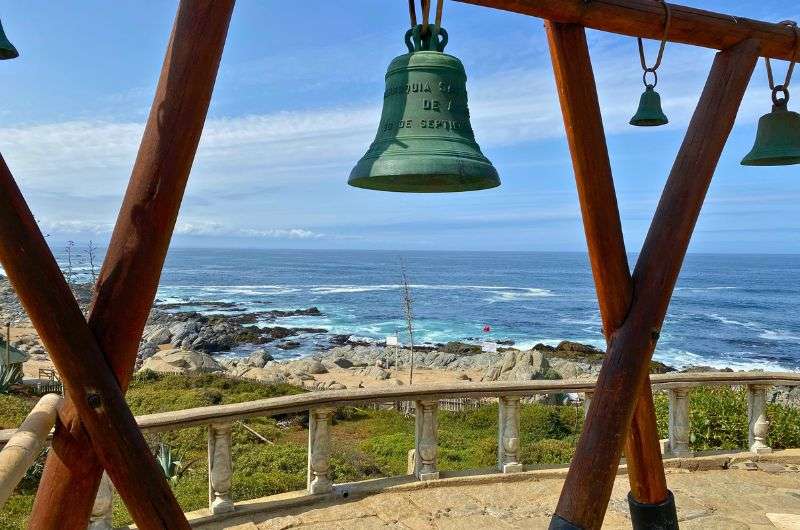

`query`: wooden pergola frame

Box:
[0,0,791,528]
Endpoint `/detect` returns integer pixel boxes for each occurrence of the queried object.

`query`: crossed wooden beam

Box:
[546,24,759,528]
[0,1,235,528]
[0,0,785,528]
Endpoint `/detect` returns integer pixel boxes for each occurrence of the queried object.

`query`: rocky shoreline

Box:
[4,276,800,404]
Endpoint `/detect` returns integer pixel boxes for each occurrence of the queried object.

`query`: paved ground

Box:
[215,465,800,529]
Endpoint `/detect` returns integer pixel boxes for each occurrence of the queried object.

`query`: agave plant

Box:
[0,363,22,394]
[156,443,183,483]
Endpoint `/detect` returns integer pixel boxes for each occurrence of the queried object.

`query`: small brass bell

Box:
[0,19,18,60]
[349,25,499,193]
[742,88,800,166]
[630,85,668,127]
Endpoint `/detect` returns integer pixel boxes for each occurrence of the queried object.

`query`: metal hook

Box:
[637,0,671,86]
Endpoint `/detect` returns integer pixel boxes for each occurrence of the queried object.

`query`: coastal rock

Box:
[238,367,288,384]
[680,365,734,373]
[277,341,302,350]
[332,358,354,369]
[142,325,172,348]
[246,349,274,368]
[548,357,595,379]
[441,341,482,355]
[139,348,222,374]
[289,358,327,375]
[555,341,604,357]
[360,366,390,381]
[481,350,550,382]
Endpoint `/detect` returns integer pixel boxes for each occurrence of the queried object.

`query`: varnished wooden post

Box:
[552,39,760,529]
[29,1,235,528]
[0,155,190,529]
[545,21,668,507]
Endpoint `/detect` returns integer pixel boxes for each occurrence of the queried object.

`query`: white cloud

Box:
[37,219,114,235]
[33,218,323,240]
[0,41,771,200]
[173,221,323,239]
[0,38,780,244]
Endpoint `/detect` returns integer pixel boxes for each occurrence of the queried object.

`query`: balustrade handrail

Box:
[113,371,800,433]
[0,394,61,507]
[1,371,799,443]
[1,372,797,522]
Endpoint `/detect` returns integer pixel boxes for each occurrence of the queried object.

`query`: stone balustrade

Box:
[2,373,800,527]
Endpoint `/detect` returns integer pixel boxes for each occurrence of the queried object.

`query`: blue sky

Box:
[1,1,799,252]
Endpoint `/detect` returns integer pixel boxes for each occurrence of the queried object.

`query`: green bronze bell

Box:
[741,99,800,166]
[630,85,668,127]
[349,25,499,193]
[0,19,18,60]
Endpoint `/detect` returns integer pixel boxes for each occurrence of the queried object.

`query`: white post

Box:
[583,391,593,420]
[308,407,334,494]
[87,472,113,530]
[208,422,234,514]
[748,384,772,454]
[414,399,439,480]
[668,387,692,457]
[498,396,523,473]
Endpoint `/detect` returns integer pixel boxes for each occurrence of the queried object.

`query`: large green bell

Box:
[349,25,499,193]
[0,19,18,60]
[741,101,800,166]
[630,85,668,127]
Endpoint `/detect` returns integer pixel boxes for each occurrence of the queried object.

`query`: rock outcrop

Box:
[139,348,223,374]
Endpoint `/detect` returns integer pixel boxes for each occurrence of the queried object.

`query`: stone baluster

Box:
[308,407,335,494]
[414,400,439,480]
[668,387,692,457]
[498,396,523,473]
[583,391,593,420]
[748,384,772,454]
[87,472,113,530]
[208,422,234,514]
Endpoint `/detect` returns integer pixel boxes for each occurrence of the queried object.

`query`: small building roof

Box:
[0,339,29,365]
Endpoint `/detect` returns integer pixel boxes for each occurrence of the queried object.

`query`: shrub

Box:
[767,402,800,449]
[521,438,576,465]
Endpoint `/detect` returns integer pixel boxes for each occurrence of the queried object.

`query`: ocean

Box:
[142,249,800,372]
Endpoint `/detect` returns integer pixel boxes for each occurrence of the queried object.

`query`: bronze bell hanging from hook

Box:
[742,87,800,166]
[630,85,668,127]
[0,18,19,60]
[349,25,500,193]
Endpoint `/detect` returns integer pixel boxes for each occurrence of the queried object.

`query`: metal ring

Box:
[772,85,790,106]
[643,68,658,88]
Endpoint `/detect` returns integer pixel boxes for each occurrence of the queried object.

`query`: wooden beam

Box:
[553,38,760,529]
[545,21,668,507]
[0,156,190,529]
[28,1,235,528]
[456,0,798,61]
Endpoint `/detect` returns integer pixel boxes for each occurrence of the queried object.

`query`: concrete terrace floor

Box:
[193,462,800,530]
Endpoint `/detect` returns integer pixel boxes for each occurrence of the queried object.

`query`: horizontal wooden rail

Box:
[0,394,61,507]
[456,0,800,61]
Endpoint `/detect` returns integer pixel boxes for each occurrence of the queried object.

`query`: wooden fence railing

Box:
[1,372,799,526]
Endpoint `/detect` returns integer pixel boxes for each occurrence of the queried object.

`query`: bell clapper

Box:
[741,21,800,166]
[630,0,671,127]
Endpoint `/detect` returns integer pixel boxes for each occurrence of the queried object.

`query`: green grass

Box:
[3,375,800,529]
